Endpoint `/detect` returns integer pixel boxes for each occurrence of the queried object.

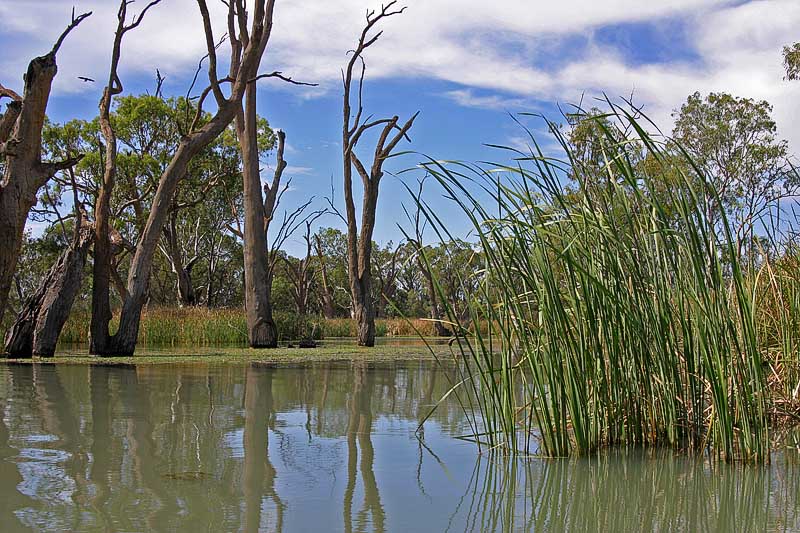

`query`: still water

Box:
[1,360,799,532]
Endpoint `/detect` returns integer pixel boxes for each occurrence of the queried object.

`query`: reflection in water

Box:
[0,361,798,532]
[344,364,384,533]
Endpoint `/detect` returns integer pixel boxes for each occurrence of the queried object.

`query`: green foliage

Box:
[783,42,800,81]
[672,92,790,235]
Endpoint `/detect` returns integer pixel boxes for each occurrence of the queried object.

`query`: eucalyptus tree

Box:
[402,178,450,335]
[340,2,418,346]
[783,42,800,81]
[313,227,351,318]
[0,9,91,326]
[672,92,791,247]
[92,0,280,355]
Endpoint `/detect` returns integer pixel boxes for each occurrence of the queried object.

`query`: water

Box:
[0,360,799,532]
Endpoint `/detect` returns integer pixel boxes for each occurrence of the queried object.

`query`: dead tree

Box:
[0,9,91,326]
[374,241,402,318]
[236,36,315,347]
[4,180,94,357]
[403,177,451,337]
[92,0,278,355]
[341,2,417,346]
[314,235,337,319]
[237,121,286,347]
[159,212,202,306]
[284,221,316,316]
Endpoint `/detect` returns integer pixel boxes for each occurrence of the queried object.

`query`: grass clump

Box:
[421,104,772,463]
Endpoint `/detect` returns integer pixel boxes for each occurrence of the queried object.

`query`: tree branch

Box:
[50,7,93,56]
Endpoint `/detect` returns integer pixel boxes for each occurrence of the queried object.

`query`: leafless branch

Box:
[251,71,318,87]
[50,7,93,56]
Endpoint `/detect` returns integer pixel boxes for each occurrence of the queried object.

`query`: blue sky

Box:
[2,0,798,256]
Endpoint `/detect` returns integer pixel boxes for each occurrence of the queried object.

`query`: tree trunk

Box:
[4,224,93,357]
[352,275,375,347]
[237,84,277,348]
[0,195,24,327]
[175,265,197,307]
[340,7,416,348]
[0,14,89,330]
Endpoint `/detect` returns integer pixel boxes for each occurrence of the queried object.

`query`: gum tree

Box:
[0,9,91,326]
[340,2,417,346]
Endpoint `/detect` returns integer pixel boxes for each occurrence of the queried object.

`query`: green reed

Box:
[418,104,770,462]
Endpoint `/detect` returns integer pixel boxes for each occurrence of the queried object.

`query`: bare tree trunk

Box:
[160,215,199,307]
[340,3,416,347]
[0,12,90,326]
[237,85,277,347]
[4,223,93,357]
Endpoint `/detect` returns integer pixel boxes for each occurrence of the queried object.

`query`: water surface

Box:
[0,361,798,532]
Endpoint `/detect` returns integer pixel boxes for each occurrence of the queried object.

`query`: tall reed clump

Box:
[420,104,769,463]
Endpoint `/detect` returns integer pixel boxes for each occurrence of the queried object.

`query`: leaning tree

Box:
[340,1,417,346]
[92,0,280,355]
[0,9,91,327]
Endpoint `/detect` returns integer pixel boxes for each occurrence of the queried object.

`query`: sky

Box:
[1,0,799,255]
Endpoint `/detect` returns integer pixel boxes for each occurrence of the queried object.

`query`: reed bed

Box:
[420,105,777,463]
[59,308,455,346]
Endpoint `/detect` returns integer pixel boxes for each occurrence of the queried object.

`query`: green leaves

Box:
[783,42,800,81]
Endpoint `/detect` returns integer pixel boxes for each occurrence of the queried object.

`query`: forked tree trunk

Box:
[340,3,416,347]
[90,0,162,355]
[4,224,93,357]
[91,0,276,355]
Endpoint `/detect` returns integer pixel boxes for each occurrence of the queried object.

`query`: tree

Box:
[0,9,91,327]
[372,240,403,318]
[91,0,162,355]
[672,92,791,246]
[283,222,316,317]
[340,2,418,346]
[783,42,800,81]
[236,111,284,348]
[402,178,450,336]
[91,0,278,355]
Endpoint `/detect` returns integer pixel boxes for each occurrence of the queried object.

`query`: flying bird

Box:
[77,76,95,83]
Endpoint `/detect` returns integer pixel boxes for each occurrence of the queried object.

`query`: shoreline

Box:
[0,343,453,366]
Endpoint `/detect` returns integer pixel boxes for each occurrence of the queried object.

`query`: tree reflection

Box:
[343,362,385,533]
[243,363,284,532]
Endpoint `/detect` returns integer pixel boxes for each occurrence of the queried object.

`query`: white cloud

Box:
[442,89,533,110]
[2,0,799,148]
[284,165,314,176]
